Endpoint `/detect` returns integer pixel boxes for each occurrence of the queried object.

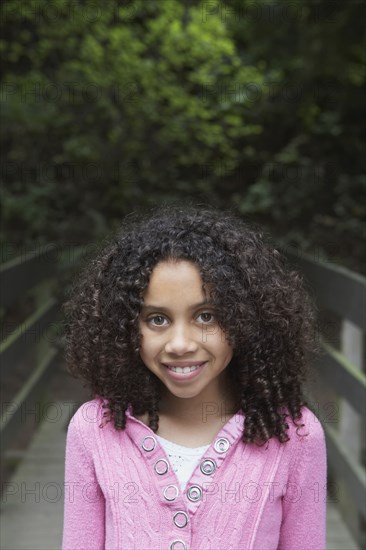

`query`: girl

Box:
[61,201,327,550]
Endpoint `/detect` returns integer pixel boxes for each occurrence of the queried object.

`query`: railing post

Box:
[339,318,365,547]
[340,319,363,457]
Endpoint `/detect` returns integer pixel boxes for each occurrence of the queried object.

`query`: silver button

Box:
[173,511,189,528]
[170,540,187,550]
[141,435,157,452]
[163,484,179,501]
[214,437,230,453]
[154,458,169,475]
[187,485,203,502]
[200,458,216,475]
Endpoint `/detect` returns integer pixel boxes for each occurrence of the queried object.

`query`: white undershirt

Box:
[156,435,210,491]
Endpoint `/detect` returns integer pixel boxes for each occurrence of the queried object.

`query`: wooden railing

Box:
[0,244,84,454]
[278,245,366,547]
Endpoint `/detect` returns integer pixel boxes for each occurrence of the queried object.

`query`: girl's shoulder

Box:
[67,396,108,438]
[284,404,326,452]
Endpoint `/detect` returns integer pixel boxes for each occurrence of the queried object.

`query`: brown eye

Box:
[198,312,215,323]
[147,315,167,326]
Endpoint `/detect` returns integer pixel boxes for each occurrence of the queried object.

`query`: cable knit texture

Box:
[62,397,327,550]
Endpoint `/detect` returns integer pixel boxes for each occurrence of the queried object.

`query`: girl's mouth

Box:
[164,362,207,380]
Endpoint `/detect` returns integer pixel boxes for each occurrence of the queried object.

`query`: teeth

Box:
[167,364,202,373]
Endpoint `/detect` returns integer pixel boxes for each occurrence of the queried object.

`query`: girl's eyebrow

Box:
[141,300,212,312]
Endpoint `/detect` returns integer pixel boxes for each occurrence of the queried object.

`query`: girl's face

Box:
[138,260,234,404]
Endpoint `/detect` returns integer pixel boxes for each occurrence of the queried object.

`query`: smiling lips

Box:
[163,361,207,374]
[163,361,206,374]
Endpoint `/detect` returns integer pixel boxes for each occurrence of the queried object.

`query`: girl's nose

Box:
[164,324,198,355]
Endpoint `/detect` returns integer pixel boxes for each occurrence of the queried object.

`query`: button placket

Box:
[140,433,186,510]
[185,440,230,504]
[184,432,238,515]
[127,411,195,549]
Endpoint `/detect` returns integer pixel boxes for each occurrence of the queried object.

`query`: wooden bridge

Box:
[1,243,365,549]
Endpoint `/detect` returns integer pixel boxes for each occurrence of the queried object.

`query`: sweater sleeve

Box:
[278,410,327,550]
[62,406,105,549]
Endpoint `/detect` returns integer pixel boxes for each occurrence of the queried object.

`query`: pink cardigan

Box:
[62,398,327,550]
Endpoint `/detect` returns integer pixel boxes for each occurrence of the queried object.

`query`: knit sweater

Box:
[62,397,327,550]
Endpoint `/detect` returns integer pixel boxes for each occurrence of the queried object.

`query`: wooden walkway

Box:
[1,402,70,549]
[0,401,360,550]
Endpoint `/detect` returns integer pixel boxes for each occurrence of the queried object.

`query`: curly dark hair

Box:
[62,200,320,445]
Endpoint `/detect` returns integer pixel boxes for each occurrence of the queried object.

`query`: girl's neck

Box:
[156,386,240,448]
[158,375,240,428]
[133,371,241,447]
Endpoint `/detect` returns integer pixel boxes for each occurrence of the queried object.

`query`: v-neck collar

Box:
[124,404,246,516]
[156,434,211,453]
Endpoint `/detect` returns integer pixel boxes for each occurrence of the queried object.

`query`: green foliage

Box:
[225,0,366,271]
[1,0,365,272]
